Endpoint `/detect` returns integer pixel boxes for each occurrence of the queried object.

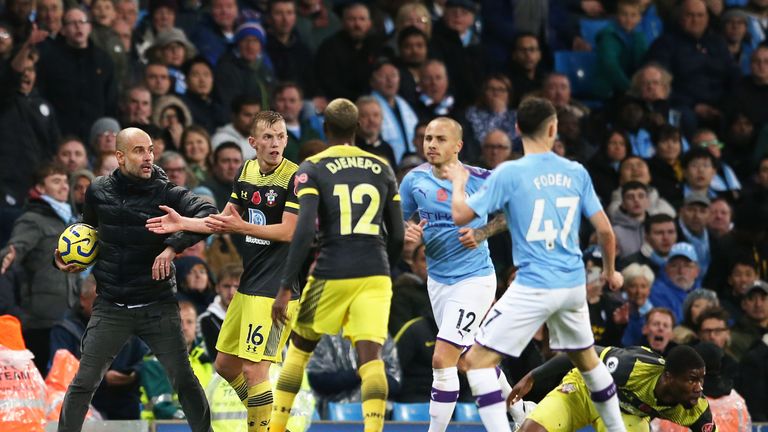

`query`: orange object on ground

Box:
[0,315,26,350]
[0,344,47,432]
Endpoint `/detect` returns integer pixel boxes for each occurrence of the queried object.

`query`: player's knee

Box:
[214,354,241,380]
[242,360,270,383]
[355,340,383,365]
[455,355,470,373]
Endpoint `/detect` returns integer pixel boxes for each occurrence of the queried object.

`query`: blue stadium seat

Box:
[327,402,363,421]
[554,50,598,99]
[579,18,611,47]
[391,403,431,421]
[454,402,480,422]
[312,409,321,421]
[726,0,748,6]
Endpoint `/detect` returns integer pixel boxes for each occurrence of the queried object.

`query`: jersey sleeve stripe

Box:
[230,192,238,199]
[297,188,319,197]
[392,194,401,202]
[284,201,300,210]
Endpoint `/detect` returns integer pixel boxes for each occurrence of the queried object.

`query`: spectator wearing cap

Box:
[726,45,768,132]
[682,147,719,200]
[730,281,768,360]
[645,0,739,125]
[429,0,486,108]
[89,117,121,163]
[355,96,397,168]
[673,288,719,344]
[676,192,716,281]
[36,7,118,142]
[265,0,314,92]
[394,26,429,107]
[649,242,702,323]
[149,28,197,94]
[369,59,418,165]
[611,181,650,258]
[181,56,228,134]
[314,2,384,100]
[294,0,341,54]
[214,20,273,113]
[133,0,178,63]
[737,326,768,420]
[189,0,240,66]
[692,129,742,201]
[274,82,322,162]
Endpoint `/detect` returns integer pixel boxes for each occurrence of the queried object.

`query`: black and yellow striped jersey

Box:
[228,158,300,297]
[294,145,400,279]
[598,346,716,432]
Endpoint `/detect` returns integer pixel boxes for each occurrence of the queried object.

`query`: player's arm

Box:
[272,192,319,324]
[472,213,508,243]
[205,203,297,242]
[444,162,476,226]
[589,210,623,290]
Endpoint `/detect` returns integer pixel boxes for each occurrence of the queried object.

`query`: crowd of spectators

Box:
[1,0,768,423]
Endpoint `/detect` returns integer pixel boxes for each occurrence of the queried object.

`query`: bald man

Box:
[399,117,510,431]
[270,99,405,432]
[53,127,217,432]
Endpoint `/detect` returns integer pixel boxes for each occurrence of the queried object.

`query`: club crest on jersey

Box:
[436,188,448,202]
[252,191,261,205]
[266,189,278,206]
[559,383,576,394]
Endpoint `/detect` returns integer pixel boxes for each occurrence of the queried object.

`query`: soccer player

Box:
[270,98,405,432]
[510,345,716,432]
[399,116,509,431]
[445,97,626,432]
[146,111,301,432]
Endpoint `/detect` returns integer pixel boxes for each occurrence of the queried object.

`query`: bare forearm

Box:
[181,216,214,234]
[597,229,617,274]
[474,214,507,243]
[450,179,474,226]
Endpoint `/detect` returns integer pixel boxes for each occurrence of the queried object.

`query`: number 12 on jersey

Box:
[333,183,381,235]
[525,196,579,250]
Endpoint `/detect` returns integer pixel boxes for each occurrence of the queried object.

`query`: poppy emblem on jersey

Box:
[436,188,448,202]
[251,191,261,205]
[266,189,278,207]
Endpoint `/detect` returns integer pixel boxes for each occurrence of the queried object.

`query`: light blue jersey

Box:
[400,163,494,285]
[466,152,603,289]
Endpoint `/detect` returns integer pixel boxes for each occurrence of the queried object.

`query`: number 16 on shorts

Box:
[245,323,264,354]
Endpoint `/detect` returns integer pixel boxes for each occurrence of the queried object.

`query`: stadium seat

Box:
[579,18,611,47]
[725,0,748,6]
[327,402,363,421]
[454,402,480,422]
[554,50,598,99]
[391,403,431,421]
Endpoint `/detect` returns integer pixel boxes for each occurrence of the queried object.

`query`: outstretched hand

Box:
[205,204,242,234]
[146,205,184,234]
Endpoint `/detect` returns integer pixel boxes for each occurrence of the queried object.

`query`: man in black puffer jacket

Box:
[54,127,217,432]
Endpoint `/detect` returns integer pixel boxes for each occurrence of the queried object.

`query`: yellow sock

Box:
[270,344,312,432]
[359,359,388,432]
[246,381,272,432]
[227,373,249,408]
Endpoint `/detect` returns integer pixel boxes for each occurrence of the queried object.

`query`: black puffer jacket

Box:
[83,166,216,304]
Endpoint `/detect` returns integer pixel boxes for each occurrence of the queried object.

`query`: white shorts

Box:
[427,273,497,348]
[475,281,593,357]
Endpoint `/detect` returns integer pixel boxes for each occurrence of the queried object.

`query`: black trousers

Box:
[57,297,212,432]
